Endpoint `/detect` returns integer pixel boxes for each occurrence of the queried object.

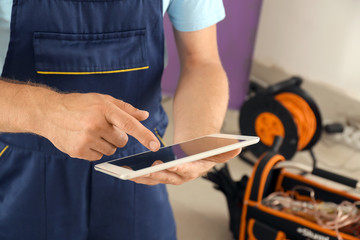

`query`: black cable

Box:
[238,150,256,166]
[309,148,317,169]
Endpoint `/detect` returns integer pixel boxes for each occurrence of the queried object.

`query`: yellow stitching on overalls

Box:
[37,66,149,75]
[0,145,9,158]
[154,128,167,147]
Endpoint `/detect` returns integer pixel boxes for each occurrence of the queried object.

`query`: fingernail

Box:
[120,131,128,141]
[149,141,160,151]
[140,110,149,118]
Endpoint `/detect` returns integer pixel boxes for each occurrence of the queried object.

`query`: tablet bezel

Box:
[94,134,259,180]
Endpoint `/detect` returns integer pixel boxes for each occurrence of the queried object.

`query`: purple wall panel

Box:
[161,0,263,109]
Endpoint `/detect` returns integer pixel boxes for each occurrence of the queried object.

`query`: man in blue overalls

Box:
[0,0,236,239]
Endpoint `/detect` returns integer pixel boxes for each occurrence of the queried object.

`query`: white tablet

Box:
[94,134,259,180]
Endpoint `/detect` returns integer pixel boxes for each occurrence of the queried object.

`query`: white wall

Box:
[253,0,360,100]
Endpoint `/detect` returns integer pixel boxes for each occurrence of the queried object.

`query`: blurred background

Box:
[161,0,360,239]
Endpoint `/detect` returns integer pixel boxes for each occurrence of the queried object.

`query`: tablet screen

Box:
[108,136,243,171]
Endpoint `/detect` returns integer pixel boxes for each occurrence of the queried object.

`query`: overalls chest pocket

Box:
[33,30,148,75]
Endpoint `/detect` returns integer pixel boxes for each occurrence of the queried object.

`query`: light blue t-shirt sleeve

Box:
[166,0,225,32]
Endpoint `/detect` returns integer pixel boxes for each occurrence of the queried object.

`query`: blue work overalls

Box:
[0,0,176,239]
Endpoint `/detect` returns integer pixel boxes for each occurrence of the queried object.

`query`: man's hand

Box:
[40,93,160,161]
[0,79,160,161]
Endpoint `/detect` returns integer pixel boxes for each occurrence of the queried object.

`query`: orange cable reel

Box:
[274,92,317,151]
[255,112,285,147]
[240,77,322,159]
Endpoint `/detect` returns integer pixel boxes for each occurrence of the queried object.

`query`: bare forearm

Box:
[0,78,160,160]
[0,78,59,135]
[173,61,229,143]
[132,25,236,185]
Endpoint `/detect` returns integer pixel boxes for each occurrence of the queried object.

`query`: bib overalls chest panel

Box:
[0,1,175,239]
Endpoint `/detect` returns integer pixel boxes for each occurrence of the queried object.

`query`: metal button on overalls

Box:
[0,0,176,239]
